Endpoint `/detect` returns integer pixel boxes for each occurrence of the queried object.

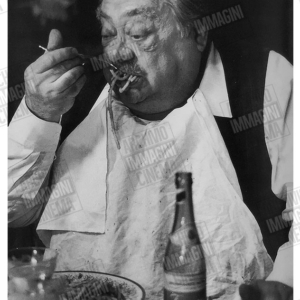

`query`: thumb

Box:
[47,29,64,51]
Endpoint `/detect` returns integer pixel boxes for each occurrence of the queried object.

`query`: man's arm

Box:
[8,28,86,228]
[8,99,62,227]
[264,51,293,287]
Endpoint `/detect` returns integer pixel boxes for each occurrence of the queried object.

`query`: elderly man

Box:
[8,0,293,299]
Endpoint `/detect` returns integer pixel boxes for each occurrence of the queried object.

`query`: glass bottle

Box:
[164,172,206,300]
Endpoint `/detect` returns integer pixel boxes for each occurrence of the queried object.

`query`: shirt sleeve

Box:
[264,51,293,287]
[8,97,62,228]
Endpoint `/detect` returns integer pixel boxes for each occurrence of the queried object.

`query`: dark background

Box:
[8,0,293,249]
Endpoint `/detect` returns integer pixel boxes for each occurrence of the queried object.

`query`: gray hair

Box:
[96,0,206,37]
[163,0,205,36]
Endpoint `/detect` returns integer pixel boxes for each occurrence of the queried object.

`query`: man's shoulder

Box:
[216,39,270,110]
[217,38,292,70]
[216,38,269,57]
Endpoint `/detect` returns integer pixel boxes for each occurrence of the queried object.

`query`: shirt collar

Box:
[199,43,232,118]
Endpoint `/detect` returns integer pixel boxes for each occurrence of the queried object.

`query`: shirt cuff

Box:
[9,97,62,152]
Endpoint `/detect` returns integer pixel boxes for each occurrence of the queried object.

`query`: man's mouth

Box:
[110,69,141,93]
[116,75,139,87]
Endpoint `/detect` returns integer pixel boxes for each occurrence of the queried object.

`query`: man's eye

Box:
[131,30,150,40]
[131,35,143,41]
[102,35,112,40]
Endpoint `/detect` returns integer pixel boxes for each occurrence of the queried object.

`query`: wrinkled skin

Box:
[24,29,86,123]
[100,0,205,120]
[24,0,207,122]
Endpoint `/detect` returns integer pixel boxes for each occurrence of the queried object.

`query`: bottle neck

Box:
[172,188,196,233]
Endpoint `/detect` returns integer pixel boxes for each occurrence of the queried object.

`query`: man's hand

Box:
[239,280,293,300]
[24,29,86,123]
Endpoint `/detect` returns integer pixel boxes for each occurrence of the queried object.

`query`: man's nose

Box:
[109,38,136,65]
[116,45,136,65]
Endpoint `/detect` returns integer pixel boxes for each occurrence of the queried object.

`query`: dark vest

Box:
[214,40,290,260]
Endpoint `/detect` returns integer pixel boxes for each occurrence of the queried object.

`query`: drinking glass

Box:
[8,247,59,299]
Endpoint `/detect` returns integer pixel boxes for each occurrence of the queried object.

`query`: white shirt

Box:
[8,46,293,291]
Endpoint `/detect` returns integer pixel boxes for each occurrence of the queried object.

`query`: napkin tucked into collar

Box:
[37,87,273,299]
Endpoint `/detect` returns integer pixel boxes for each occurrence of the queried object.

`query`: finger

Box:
[47,29,64,51]
[45,57,84,80]
[34,47,79,73]
[24,65,44,94]
[54,66,85,92]
[60,74,87,98]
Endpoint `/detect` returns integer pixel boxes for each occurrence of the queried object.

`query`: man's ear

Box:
[195,28,208,52]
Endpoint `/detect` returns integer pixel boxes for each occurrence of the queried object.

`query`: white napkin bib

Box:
[37,89,272,299]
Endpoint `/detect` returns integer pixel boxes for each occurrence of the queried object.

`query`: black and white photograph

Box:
[4,0,298,299]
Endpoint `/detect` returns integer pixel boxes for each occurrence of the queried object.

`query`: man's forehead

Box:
[100,0,162,20]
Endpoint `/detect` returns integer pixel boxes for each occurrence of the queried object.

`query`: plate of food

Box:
[53,271,146,300]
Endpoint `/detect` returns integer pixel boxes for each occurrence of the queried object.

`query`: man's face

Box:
[100,0,203,119]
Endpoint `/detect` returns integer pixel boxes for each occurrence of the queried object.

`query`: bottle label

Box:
[170,224,199,247]
[164,244,205,272]
[165,272,206,293]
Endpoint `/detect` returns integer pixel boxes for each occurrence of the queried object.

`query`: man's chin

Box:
[117,87,149,106]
